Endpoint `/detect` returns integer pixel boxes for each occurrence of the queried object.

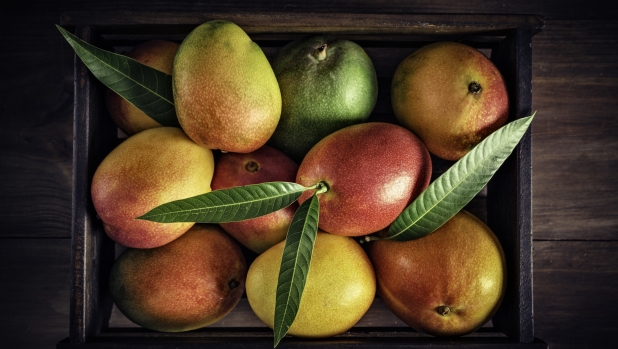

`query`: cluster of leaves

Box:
[58,25,534,347]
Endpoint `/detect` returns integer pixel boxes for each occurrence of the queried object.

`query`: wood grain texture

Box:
[5,0,617,19]
[0,10,74,238]
[108,298,409,329]
[70,25,118,344]
[59,11,544,36]
[531,20,618,240]
[0,1,617,349]
[0,238,71,348]
[533,241,618,349]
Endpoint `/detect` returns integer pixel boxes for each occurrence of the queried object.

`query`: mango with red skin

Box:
[91,127,214,248]
[367,210,506,336]
[109,224,247,332]
[211,145,299,254]
[296,122,432,237]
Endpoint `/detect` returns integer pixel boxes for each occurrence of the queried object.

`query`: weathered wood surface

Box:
[0,239,71,349]
[533,241,618,349]
[531,20,618,240]
[0,1,617,349]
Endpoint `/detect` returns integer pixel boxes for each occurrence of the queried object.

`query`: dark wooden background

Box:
[1,1,617,348]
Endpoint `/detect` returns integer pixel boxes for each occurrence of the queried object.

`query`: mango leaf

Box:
[56,25,179,127]
[387,113,535,241]
[138,182,311,223]
[273,191,321,348]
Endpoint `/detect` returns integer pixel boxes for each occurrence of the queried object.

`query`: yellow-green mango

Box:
[173,20,281,153]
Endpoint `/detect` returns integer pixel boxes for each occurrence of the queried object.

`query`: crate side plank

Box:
[59,11,544,35]
[487,27,534,343]
[58,336,549,348]
[70,25,118,344]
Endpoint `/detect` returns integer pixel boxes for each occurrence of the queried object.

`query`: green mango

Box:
[269,35,378,162]
[173,20,281,153]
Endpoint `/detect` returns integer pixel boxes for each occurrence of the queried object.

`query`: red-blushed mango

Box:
[367,210,506,337]
[109,224,247,332]
[211,145,299,254]
[91,127,214,248]
[296,122,432,237]
[246,232,375,338]
[392,41,509,161]
[173,20,281,153]
[106,40,179,136]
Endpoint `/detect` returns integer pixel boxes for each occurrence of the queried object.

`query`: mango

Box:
[173,20,281,153]
[91,127,214,248]
[109,224,247,332]
[106,40,179,136]
[368,210,506,336]
[296,122,432,237]
[392,42,509,161]
[246,232,376,338]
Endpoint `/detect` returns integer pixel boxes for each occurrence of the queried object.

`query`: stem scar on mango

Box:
[245,160,260,173]
[317,44,328,61]
[436,305,451,316]
[468,81,482,94]
[228,279,240,290]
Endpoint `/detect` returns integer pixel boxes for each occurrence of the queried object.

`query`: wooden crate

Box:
[57,11,546,348]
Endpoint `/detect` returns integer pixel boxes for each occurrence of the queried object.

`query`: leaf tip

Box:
[273,329,285,348]
[520,111,536,125]
[55,24,69,36]
[135,211,153,222]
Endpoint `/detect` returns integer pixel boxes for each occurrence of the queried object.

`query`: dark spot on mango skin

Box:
[245,160,259,173]
[229,279,240,290]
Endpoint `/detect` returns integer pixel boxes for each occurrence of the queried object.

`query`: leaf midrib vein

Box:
[390,129,516,239]
[67,33,174,106]
[277,239,304,336]
[143,185,306,219]
[275,196,318,345]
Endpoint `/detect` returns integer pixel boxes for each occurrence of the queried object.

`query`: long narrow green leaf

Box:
[273,192,321,347]
[387,114,535,241]
[138,182,310,223]
[56,25,179,127]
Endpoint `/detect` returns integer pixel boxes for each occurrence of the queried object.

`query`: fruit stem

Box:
[436,305,451,316]
[468,81,482,95]
[362,235,383,243]
[315,180,329,194]
[316,44,327,61]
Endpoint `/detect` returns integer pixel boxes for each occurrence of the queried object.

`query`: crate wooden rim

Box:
[60,11,544,35]
[61,11,545,348]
